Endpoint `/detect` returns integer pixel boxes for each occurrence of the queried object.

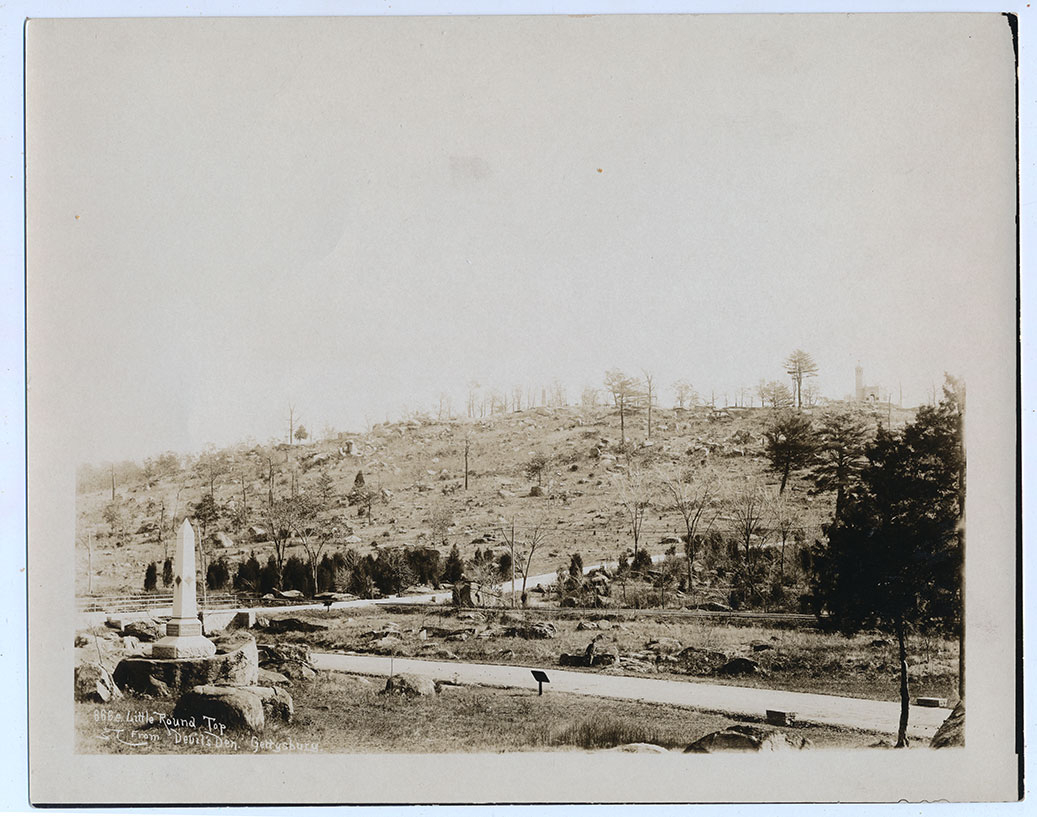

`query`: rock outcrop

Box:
[113,632,259,697]
[930,700,964,749]
[172,683,293,733]
[685,724,811,753]
[382,673,437,697]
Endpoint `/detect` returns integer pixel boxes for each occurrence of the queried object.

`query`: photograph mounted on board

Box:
[26,11,1019,805]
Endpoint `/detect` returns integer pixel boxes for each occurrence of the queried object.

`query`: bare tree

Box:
[549,379,567,407]
[266,494,303,585]
[672,379,697,409]
[580,385,600,409]
[293,495,343,594]
[512,385,523,413]
[194,446,230,498]
[503,520,551,601]
[429,503,453,548]
[758,379,793,409]
[614,468,652,558]
[141,458,157,490]
[660,465,718,601]
[463,431,471,491]
[287,403,296,446]
[730,481,768,605]
[784,349,819,409]
[770,488,798,582]
[604,369,644,447]
[642,370,656,439]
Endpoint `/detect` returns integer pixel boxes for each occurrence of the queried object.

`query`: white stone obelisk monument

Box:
[151,519,216,659]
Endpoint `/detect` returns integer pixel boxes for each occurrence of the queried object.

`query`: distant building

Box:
[855,364,883,403]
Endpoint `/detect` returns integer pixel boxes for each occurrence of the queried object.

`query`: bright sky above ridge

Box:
[26,14,1016,465]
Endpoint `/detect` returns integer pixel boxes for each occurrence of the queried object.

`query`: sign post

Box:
[530,669,550,696]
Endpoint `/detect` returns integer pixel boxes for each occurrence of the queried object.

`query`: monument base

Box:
[152,617,216,659]
[152,635,217,659]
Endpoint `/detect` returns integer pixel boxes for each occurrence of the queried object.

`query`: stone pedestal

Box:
[152,519,215,658]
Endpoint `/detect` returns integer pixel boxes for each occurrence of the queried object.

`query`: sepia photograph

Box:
[25,9,1020,805]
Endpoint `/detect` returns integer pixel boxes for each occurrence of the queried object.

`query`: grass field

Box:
[76,670,891,755]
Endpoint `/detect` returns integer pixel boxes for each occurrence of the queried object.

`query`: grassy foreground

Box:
[76,671,889,755]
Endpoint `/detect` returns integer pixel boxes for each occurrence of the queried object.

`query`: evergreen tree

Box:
[764,410,816,492]
[811,410,870,521]
[143,562,158,592]
[811,390,964,747]
[443,543,464,583]
[234,552,262,592]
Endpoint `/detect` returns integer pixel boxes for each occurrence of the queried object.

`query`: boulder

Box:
[646,637,683,656]
[717,657,760,676]
[257,643,317,681]
[452,581,482,608]
[257,668,290,686]
[684,725,811,753]
[594,619,613,630]
[173,685,266,732]
[249,685,294,723]
[584,634,618,667]
[74,641,121,675]
[263,617,328,634]
[608,743,669,754]
[382,673,437,697]
[74,662,122,703]
[274,589,305,600]
[121,619,163,643]
[576,620,598,631]
[505,622,556,640]
[677,646,729,675]
[930,700,964,749]
[113,633,259,696]
[617,656,656,673]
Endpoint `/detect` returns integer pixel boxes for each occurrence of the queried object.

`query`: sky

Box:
[25,13,1017,465]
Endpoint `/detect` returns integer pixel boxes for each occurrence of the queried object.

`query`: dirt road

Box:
[310,652,950,741]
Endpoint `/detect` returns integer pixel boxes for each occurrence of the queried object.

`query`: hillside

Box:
[75,399,916,600]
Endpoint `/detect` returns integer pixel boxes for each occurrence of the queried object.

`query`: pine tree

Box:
[443,543,464,583]
[764,410,816,492]
[811,389,963,746]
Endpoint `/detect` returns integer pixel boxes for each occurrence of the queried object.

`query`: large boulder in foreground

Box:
[174,685,264,732]
[74,662,122,703]
[382,673,437,697]
[113,632,259,697]
[172,684,294,733]
[685,724,811,753]
[930,700,964,748]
